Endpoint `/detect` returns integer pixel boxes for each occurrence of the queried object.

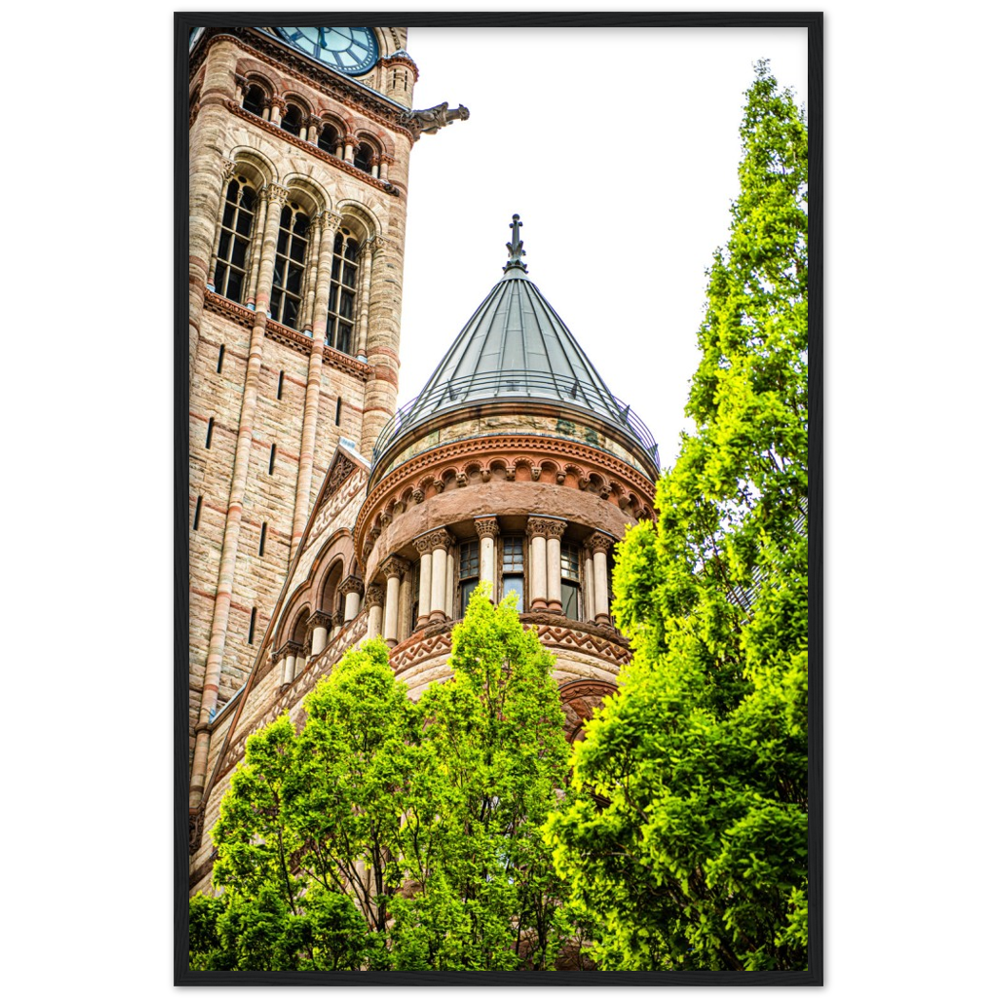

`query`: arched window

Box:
[214,177,258,303]
[281,104,303,137]
[561,543,581,620]
[270,203,310,328]
[326,231,359,353]
[354,142,374,174]
[317,123,338,154]
[242,85,266,117]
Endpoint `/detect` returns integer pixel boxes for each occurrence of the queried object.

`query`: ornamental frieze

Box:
[225,101,401,196]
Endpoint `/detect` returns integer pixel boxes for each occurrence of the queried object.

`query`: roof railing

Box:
[370,369,659,472]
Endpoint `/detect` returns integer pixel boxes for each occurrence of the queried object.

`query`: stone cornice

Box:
[202,290,255,329]
[193,30,416,140]
[225,101,401,196]
[359,435,656,547]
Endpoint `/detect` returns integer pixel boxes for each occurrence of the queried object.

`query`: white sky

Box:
[398,27,808,468]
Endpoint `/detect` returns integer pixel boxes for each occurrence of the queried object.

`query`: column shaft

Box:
[529,535,547,610]
[418,551,432,625]
[384,574,401,645]
[547,536,563,613]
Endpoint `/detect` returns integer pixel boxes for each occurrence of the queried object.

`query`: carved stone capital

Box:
[268,97,287,117]
[526,517,551,539]
[221,159,237,182]
[366,234,389,258]
[475,517,500,540]
[270,649,284,665]
[342,132,359,146]
[319,210,342,232]
[585,531,615,554]
[382,556,408,580]
[420,527,454,552]
[265,182,289,206]
[307,114,323,130]
[307,610,333,632]
[279,639,303,659]
[379,154,394,166]
[363,583,385,611]
[339,574,364,596]
[544,520,567,540]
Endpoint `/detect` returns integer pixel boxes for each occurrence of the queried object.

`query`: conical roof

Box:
[372,216,659,475]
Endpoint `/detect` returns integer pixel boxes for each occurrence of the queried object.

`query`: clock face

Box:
[275,27,378,75]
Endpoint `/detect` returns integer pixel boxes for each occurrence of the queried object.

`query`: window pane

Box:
[214,261,227,291]
[460,541,479,578]
[231,236,248,270]
[222,202,235,229]
[561,544,580,581]
[217,231,231,260]
[235,208,253,236]
[226,272,243,301]
[336,323,353,354]
[503,575,523,612]
[339,291,354,320]
[334,233,343,255]
[345,239,358,262]
[277,229,288,256]
[342,264,357,288]
[270,288,282,316]
[226,179,239,201]
[502,536,524,571]
[460,579,479,617]
[280,206,291,228]
[562,582,580,620]
[326,315,336,346]
[283,299,298,328]
[240,188,257,210]
[290,235,307,264]
[286,266,302,295]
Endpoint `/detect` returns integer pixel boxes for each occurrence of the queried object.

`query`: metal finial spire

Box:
[504,213,527,272]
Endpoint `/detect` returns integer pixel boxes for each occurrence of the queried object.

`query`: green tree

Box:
[544,62,809,972]
[190,588,573,971]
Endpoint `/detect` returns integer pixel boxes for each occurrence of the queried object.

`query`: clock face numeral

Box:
[275,26,378,76]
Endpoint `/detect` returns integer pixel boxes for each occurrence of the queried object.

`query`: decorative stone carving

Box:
[382,556,408,580]
[411,487,424,505]
[543,519,567,540]
[265,182,289,205]
[339,575,364,596]
[413,533,434,555]
[400,101,470,136]
[585,531,615,554]
[530,466,542,481]
[527,517,551,539]
[363,583,385,611]
[475,517,500,539]
[306,610,333,632]
[419,527,454,551]
[455,471,468,487]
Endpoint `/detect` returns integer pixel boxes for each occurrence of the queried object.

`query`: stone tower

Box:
[188,217,660,890]
[186,25,466,809]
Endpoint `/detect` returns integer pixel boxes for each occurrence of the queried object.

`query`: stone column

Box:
[306,115,320,143]
[365,583,385,640]
[398,572,413,642]
[335,139,344,159]
[243,198,268,309]
[414,533,434,628]
[291,211,340,550]
[426,528,454,624]
[382,557,407,646]
[527,518,549,611]
[475,517,499,602]
[378,154,392,181]
[545,520,567,614]
[189,183,288,810]
[281,640,303,686]
[355,240,374,361]
[307,610,333,656]
[359,235,402,453]
[343,133,356,162]
[340,575,363,622]
[268,97,286,128]
[584,550,596,622]
[587,532,614,626]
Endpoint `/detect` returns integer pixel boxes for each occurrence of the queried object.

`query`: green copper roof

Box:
[371,216,659,475]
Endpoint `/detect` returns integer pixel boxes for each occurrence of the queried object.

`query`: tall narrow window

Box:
[326,232,358,353]
[270,204,310,328]
[192,495,202,531]
[259,522,267,556]
[268,443,276,475]
[216,344,225,373]
[354,142,374,174]
[335,396,342,425]
[561,544,581,620]
[277,370,284,399]
[501,536,524,612]
[248,607,257,644]
[317,123,338,154]
[205,417,214,449]
[459,541,480,617]
[242,85,265,117]
[281,104,303,137]
[214,177,257,304]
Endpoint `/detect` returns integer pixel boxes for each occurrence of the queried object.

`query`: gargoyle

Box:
[400,102,470,136]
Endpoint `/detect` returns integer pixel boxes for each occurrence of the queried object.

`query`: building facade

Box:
[186,26,659,894]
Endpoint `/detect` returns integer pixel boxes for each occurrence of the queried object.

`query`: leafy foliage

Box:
[190,589,573,971]
[544,62,809,972]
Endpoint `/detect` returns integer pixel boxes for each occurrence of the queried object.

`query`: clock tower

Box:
[186,26,464,807]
